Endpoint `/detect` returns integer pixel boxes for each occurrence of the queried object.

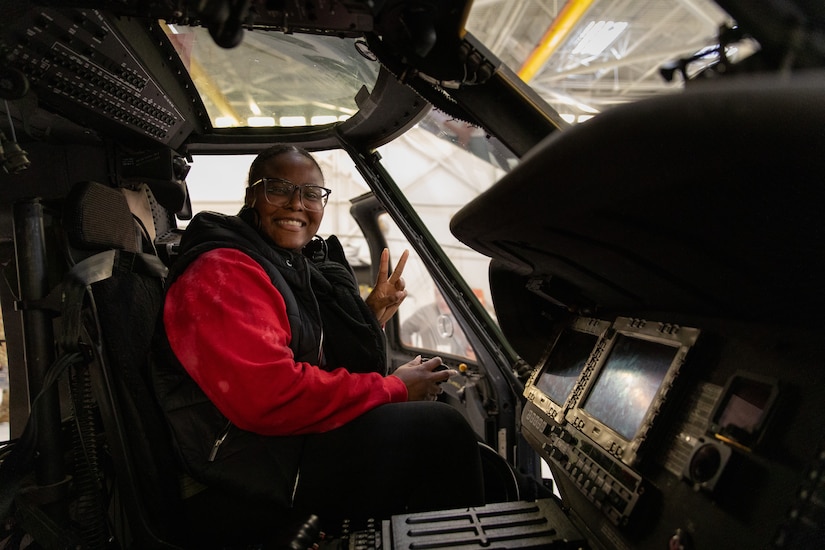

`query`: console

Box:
[523,316,610,423]
[566,317,700,466]
[522,316,700,526]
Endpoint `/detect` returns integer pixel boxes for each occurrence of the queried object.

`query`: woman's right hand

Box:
[391,356,456,401]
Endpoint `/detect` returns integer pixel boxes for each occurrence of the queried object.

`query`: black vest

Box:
[151,209,386,506]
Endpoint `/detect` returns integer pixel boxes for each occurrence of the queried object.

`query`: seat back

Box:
[58,181,312,549]
[60,180,185,548]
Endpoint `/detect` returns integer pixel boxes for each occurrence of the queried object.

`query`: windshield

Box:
[164,25,380,128]
[163,0,742,132]
[465,0,743,122]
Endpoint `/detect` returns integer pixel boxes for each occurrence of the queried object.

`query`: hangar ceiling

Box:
[466,0,738,122]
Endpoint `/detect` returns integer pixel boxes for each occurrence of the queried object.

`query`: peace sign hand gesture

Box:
[366,248,409,326]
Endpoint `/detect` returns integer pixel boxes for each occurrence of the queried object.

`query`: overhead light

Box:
[310,115,338,125]
[279,116,307,127]
[247,116,276,127]
[214,116,237,128]
[248,100,262,116]
[571,21,628,56]
[559,113,576,124]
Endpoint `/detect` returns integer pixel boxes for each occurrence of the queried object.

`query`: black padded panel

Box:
[88,255,186,544]
[451,72,825,324]
[63,180,139,253]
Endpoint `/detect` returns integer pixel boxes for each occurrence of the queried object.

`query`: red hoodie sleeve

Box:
[164,247,408,436]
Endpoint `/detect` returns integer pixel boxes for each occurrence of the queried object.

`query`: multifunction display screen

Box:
[534,330,599,406]
[580,334,677,440]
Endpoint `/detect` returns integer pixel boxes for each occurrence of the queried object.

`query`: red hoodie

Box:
[164,247,408,436]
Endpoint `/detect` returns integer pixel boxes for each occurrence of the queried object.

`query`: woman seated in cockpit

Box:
[151,144,486,525]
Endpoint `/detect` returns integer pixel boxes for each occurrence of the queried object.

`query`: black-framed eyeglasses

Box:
[251,178,332,211]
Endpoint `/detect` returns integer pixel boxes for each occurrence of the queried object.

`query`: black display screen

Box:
[713,374,777,448]
[581,334,677,440]
[534,329,598,406]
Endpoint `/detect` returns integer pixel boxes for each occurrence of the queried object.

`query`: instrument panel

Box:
[520,315,824,548]
[2,8,200,148]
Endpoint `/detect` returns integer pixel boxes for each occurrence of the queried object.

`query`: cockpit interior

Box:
[1,1,824,549]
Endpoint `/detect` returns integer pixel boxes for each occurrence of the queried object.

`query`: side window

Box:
[399,282,477,361]
[375,110,512,363]
[380,214,478,361]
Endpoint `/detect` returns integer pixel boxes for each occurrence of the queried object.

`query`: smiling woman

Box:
[150,143,486,527]
[243,146,327,251]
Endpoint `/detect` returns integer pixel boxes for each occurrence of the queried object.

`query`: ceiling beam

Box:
[517,0,597,82]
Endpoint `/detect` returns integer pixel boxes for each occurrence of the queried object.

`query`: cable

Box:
[0,101,30,174]
[4,101,17,142]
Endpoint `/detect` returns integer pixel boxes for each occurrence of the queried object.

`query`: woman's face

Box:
[246,151,325,251]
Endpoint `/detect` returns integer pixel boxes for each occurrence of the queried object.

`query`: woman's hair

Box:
[247,144,324,186]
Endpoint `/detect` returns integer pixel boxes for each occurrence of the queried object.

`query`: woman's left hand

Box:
[391,356,455,401]
[366,248,409,325]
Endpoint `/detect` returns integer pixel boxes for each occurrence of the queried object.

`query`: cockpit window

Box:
[464,0,747,124]
[163,25,380,129]
[379,107,511,345]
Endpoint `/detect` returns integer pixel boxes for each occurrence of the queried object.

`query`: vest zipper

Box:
[298,254,324,366]
[208,421,232,462]
[318,327,324,365]
[290,468,301,507]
